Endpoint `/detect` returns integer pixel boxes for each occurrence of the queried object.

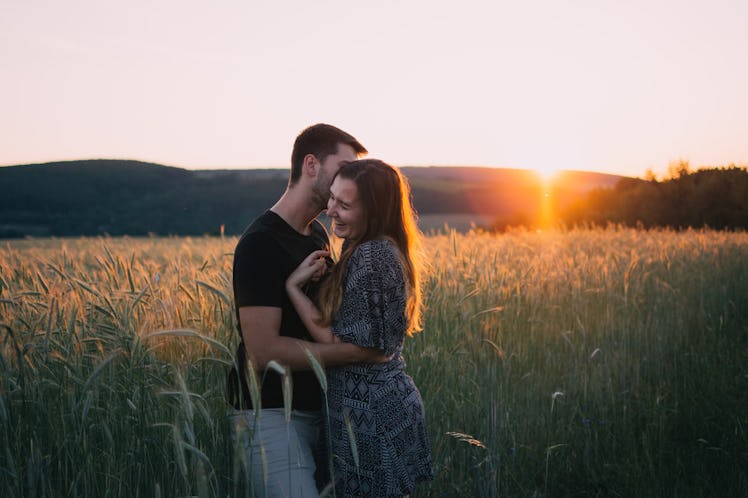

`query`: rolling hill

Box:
[0,160,624,237]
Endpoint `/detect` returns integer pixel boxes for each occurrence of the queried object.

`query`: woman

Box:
[286,159,434,497]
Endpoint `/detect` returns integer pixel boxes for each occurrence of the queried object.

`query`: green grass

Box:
[1,228,746,497]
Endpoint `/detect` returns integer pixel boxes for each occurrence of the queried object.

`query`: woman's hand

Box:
[287,250,330,289]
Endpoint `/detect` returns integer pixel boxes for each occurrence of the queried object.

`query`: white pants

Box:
[228,409,324,498]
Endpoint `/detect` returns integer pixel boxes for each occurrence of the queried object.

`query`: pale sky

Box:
[2,0,747,178]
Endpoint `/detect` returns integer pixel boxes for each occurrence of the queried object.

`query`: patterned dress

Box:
[326,239,434,497]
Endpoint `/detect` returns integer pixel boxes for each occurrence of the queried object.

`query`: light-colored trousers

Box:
[228,408,324,498]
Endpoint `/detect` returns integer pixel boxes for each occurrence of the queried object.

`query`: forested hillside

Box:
[2,159,745,236]
[558,163,748,230]
[0,161,287,237]
[0,160,620,237]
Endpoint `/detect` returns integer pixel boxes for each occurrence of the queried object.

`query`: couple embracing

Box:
[227,124,434,497]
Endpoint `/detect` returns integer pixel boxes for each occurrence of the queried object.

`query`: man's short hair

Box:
[289,124,367,185]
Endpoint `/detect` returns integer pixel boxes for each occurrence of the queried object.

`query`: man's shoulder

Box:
[242,211,277,235]
[235,230,274,253]
[235,212,279,254]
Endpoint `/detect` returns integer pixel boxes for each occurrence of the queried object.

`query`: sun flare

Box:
[534,166,559,184]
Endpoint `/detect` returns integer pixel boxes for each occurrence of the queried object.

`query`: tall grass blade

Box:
[144,329,233,358]
[303,346,327,393]
[344,414,360,469]
[195,280,231,306]
[81,349,122,393]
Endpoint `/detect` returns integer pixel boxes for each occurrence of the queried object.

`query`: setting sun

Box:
[534,166,560,184]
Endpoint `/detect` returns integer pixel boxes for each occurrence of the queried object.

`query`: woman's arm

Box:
[238,306,385,371]
[286,284,341,343]
[286,250,341,344]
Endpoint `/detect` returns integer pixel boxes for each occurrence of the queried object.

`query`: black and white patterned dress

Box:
[326,239,434,497]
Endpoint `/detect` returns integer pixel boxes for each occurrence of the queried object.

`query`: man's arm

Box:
[239,306,386,371]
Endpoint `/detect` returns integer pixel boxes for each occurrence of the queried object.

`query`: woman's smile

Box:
[327,177,365,241]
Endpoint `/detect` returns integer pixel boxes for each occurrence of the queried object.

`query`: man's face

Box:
[312,143,357,207]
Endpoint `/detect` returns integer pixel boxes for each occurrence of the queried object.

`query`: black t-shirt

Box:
[228,210,330,410]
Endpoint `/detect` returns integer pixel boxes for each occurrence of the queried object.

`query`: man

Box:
[227,123,380,497]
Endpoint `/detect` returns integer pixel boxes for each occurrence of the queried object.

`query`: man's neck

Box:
[270,188,322,235]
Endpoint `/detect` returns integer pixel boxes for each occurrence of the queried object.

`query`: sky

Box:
[2,0,747,178]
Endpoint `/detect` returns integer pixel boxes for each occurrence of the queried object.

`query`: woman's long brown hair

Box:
[316,159,425,335]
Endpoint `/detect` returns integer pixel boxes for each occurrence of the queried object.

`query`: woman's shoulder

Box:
[353,238,399,256]
[351,238,403,270]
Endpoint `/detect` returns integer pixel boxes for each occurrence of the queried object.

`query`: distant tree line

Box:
[0,160,287,238]
[557,163,748,230]
[3,160,623,238]
[11,159,738,237]
[3,160,533,238]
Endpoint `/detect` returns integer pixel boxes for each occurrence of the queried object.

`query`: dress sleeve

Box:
[331,240,408,356]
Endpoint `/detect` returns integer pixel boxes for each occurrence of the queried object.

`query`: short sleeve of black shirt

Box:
[233,231,285,309]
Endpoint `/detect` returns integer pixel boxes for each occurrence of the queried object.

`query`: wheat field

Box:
[1,228,746,497]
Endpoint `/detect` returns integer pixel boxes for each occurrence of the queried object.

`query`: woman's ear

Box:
[303,154,319,179]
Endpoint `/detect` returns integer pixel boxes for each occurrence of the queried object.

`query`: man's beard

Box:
[311,174,331,211]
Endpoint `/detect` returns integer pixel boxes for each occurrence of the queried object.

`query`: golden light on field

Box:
[534,168,557,229]
[537,189,554,229]
[1,230,747,495]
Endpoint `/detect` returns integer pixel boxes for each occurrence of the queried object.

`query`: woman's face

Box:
[326,176,365,241]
